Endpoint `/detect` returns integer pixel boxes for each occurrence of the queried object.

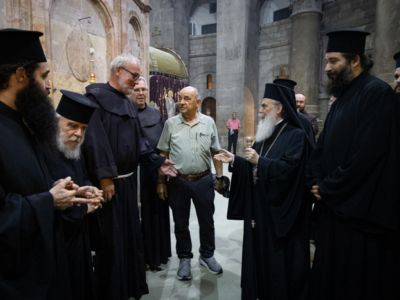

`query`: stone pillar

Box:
[289,0,322,116]
[216,0,259,153]
[373,0,400,84]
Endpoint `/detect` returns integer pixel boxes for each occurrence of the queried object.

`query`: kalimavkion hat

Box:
[326,29,370,54]
[394,52,400,69]
[273,79,297,91]
[57,90,99,124]
[0,29,47,65]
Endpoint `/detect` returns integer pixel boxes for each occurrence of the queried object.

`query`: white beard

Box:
[57,131,84,160]
[255,111,278,142]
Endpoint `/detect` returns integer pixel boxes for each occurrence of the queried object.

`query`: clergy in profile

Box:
[214,83,312,300]
[45,90,103,300]
[0,29,97,300]
[306,29,400,299]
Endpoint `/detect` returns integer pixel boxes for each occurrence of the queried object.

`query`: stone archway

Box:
[202,97,216,122]
[129,15,144,64]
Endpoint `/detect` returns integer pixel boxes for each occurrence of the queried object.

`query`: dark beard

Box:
[15,78,58,154]
[326,63,354,95]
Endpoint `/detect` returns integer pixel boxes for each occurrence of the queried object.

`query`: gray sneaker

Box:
[177,258,192,280]
[199,255,223,275]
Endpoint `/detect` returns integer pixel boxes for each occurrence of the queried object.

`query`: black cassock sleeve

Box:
[0,188,54,278]
[305,127,324,188]
[227,156,252,220]
[82,95,118,181]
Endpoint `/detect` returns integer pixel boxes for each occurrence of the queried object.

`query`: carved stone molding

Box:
[289,0,322,16]
[133,0,152,14]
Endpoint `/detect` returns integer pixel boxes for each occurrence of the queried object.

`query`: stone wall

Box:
[0,0,152,107]
[258,19,292,105]
[189,33,217,111]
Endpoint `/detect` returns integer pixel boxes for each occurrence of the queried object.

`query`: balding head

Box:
[178,86,201,120]
[295,93,306,112]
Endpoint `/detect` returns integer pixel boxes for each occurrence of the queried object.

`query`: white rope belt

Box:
[112,171,135,180]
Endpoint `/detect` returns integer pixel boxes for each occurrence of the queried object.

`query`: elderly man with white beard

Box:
[44,90,104,300]
[214,83,313,300]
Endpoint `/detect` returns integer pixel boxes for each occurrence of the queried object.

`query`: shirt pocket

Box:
[199,133,212,152]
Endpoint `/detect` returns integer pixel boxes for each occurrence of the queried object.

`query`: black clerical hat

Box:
[273,79,297,90]
[394,52,400,69]
[57,90,99,124]
[0,29,47,65]
[326,29,370,54]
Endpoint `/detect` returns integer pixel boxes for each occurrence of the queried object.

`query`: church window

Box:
[207,74,212,89]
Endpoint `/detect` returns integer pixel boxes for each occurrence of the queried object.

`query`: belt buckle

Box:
[188,175,195,181]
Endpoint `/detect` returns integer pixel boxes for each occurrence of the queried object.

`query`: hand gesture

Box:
[160,159,177,177]
[157,183,168,201]
[245,148,259,165]
[100,178,115,202]
[311,185,321,200]
[50,177,97,210]
[213,149,234,163]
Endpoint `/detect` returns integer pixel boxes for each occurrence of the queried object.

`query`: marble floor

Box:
[139,163,244,300]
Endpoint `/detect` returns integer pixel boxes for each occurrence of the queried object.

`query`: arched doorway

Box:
[202,97,216,122]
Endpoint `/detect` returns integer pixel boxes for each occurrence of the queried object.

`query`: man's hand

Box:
[213,149,234,163]
[87,203,99,214]
[100,178,115,202]
[50,177,97,210]
[214,179,225,191]
[311,185,322,200]
[157,183,168,201]
[160,159,177,177]
[245,148,259,165]
[53,179,79,191]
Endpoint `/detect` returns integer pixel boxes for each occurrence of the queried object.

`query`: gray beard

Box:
[255,112,277,142]
[56,131,84,160]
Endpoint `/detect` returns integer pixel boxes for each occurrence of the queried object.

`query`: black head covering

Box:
[0,29,47,65]
[57,90,99,124]
[326,29,370,54]
[273,79,297,90]
[394,52,400,69]
[263,83,313,148]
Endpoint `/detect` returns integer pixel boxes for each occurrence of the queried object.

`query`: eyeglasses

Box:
[120,67,140,81]
[133,88,148,94]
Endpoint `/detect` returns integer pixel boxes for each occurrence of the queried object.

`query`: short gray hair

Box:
[194,88,201,100]
[110,53,139,75]
[137,76,148,88]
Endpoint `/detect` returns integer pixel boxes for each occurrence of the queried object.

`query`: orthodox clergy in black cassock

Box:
[82,83,166,300]
[137,103,172,270]
[44,152,97,300]
[0,101,72,300]
[228,84,312,300]
[306,71,400,300]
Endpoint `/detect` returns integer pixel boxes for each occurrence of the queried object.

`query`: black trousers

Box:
[228,129,239,154]
[168,174,215,259]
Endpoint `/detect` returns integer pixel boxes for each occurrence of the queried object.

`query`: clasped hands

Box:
[213,148,259,165]
[51,177,104,211]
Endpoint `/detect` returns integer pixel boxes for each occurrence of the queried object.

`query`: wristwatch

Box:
[216,176,223,182]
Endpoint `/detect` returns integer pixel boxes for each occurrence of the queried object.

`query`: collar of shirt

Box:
[276,118,285,126]
[178,112,206,126]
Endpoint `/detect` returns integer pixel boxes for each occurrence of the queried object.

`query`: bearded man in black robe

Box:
[81,53,177,300]
[214,83,312,300]
[131,77,172,271]
[306,29,400,300]
[45,90,104,300]
[0,29,97,300]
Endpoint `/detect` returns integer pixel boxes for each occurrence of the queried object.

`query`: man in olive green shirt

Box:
[157,86,224,280]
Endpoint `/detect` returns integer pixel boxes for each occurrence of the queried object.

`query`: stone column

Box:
[289,0,322,116]
[373,0,400,84]
[215,0,259,153]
